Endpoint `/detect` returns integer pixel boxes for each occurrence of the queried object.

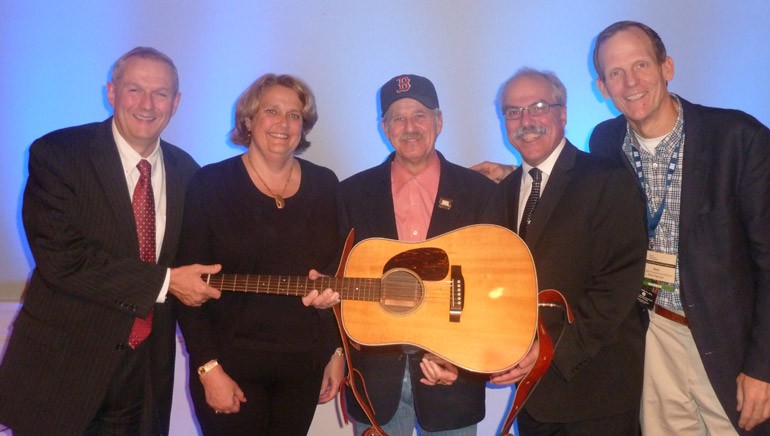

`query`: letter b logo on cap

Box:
[396,76,411,93]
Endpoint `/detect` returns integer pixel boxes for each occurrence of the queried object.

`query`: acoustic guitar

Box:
[203,224,538,373]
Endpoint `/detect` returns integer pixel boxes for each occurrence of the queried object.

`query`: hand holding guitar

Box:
[302,269,341,309]
[170,263,222,306]
[419,353,459,386]
[489,339,540,385]
[203,225,540,374]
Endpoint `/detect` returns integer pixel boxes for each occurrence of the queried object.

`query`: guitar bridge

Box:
[449,265,464,322]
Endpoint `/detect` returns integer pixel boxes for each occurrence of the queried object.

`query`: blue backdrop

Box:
[3,1,770,298]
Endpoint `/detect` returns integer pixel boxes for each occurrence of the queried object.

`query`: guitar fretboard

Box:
[202,274,383,302]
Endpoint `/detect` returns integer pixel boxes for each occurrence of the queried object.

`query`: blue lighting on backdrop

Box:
[3,3,770,431]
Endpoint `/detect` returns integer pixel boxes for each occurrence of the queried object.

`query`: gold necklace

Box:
[246,154,293,209]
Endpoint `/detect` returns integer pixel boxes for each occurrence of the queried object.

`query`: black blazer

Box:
[0,119,199,435]
[337,151,503,432]
[590,98,770,435]
[500,141,647,422]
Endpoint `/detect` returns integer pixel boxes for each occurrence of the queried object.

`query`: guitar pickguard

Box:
[378,247,448,315]
[382,247,449,280]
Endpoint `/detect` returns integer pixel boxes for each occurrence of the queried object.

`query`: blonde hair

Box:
[230,74,318,153]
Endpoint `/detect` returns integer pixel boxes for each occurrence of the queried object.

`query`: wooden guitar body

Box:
[341,224,538,373]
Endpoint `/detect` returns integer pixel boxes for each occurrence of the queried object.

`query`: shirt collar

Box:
[521,137,566,178]
[112,120,162,172]
[625,93,684,156]
[391,150,441,193]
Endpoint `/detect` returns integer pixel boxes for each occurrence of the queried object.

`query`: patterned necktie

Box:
[518,167,542,240]
[128,159,156,349]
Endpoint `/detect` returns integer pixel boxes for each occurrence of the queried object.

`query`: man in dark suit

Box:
[338,74,502,435]
[490,68,647,435]
[590,21,770,435]
[0,47,222,436]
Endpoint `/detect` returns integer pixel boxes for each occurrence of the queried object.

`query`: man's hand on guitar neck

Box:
[419,354,459,386]
[489,339,540,385]
[169,263,222,307]
[302,269,341,309]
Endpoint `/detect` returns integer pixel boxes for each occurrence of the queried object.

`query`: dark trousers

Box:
[190,349,324,436]
[83,343,149,436]
[517,408,640,436]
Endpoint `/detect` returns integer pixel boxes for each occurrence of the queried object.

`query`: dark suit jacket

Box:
[337,151,503,432]
[590,98,770,435]
[0,118,199,436]
[500,141,647,423]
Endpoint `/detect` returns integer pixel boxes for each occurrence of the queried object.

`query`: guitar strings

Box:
[205,274,452,302]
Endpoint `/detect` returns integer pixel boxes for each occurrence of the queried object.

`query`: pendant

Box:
[274,195,285,209]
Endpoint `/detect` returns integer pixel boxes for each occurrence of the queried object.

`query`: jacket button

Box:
[116,343,126,350]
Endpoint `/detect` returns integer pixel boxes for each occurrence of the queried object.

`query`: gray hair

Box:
[502,67,567,106]
[111,47,179,94]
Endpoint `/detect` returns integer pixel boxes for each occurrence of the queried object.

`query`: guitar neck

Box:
[202,273,382,302]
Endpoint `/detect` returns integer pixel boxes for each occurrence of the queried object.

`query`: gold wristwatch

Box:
[197,359,219,376]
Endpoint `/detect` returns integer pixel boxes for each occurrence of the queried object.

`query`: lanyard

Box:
[630,142,680,239]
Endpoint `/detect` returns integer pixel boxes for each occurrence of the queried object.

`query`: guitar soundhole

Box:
[379,268,424,315]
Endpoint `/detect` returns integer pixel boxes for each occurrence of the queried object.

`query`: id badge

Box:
[638,251,676,309]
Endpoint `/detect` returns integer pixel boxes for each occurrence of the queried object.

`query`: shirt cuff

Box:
[156,268,171,303]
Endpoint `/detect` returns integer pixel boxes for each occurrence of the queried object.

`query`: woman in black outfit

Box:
[175,73,343,435]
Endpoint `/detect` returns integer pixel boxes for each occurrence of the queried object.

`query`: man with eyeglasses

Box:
[488,68,647,435]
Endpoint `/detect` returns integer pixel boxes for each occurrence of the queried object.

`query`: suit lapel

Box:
[365,155,399,239]
[505,167,524,231]
[89,118,138,253]
[677,99,710,245]
[159,142,183,265]
[524,142,578,247]
[427,153,466,238]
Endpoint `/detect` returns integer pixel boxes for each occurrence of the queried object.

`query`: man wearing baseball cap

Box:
[337,74,504,435]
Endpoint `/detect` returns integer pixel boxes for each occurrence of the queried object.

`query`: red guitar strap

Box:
[332,305,389,436]
[333,229,389,436]
[499,289,574,436]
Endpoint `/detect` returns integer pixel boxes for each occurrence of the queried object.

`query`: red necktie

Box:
[128,159,156,349]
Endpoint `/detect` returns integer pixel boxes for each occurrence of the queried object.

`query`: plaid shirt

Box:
[622,94,685,310]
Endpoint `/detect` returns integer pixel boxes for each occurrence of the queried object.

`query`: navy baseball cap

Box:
[380,74,439,117]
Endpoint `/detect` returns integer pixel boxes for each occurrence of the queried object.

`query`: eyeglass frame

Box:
[502,100,563,120]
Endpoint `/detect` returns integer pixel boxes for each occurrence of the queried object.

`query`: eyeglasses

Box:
[502,101,562,120]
